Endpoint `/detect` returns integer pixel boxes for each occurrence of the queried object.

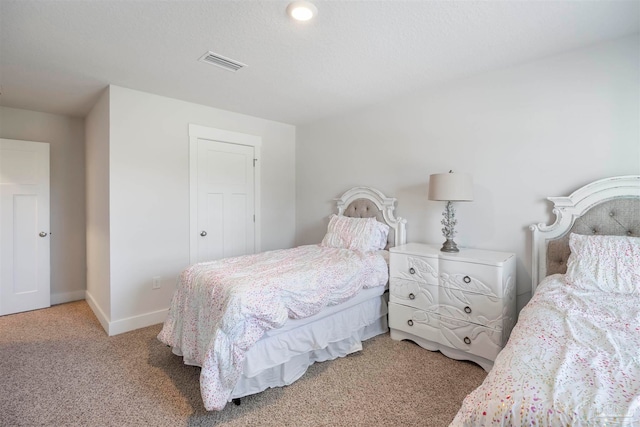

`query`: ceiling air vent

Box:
[198,51,246,72]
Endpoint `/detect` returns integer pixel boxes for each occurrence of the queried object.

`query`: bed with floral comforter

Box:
[451,234,640,426]
[158,244,388,411]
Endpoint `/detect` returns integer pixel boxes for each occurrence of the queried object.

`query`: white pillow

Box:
[320,214,390,252]
[565,233,640,294]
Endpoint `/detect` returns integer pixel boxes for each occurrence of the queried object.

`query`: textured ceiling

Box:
[1,1,638,125]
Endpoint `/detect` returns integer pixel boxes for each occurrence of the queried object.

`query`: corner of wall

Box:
[85,290,109,334]
[85,87,112,325]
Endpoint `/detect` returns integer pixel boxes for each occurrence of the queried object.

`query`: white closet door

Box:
[189,125,261,264]
[0,139,50,316]
[196,140,255,262]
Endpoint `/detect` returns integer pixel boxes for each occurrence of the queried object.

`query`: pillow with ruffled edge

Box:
[374,220,391,250]
[320,214,390,252]
[565,233,640,294]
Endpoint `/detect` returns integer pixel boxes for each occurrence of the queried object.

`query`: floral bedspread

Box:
[451,274,640,426]
[157,245,388,411]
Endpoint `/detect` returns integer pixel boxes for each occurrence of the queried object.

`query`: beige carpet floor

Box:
[0,301,486,426]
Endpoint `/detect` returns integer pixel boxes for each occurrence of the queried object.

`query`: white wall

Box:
[0,106,86,305]
[85,90,111,327]
[295,35,640,312]
[101,85,296,332]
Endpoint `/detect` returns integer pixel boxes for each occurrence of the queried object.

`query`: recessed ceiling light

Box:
[287,1,317,21]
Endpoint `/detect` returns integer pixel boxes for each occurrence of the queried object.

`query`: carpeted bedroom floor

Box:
[0,301,486,426]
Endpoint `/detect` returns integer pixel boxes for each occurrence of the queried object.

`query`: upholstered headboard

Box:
[546,198,640,276]
[530,176,640,294]
[335,186,407,248]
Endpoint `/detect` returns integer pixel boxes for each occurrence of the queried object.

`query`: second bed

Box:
[158,186,406,410]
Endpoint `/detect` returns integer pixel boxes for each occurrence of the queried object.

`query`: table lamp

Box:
[428,171,474,252]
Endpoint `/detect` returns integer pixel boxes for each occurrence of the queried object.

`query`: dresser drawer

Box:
[388,302,441,343]
[438,315,503,362]
[389,277,438,311]
[390,254,438,285]
[438,287,504,330]
[439,259,504,298]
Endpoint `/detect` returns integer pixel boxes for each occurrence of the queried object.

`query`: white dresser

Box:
[388,243,516,371]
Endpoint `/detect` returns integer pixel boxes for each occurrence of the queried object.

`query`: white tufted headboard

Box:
[335,186,407,248]
[529,175,640,294]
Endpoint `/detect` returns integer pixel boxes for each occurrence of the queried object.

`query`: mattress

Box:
[264,285,387,337]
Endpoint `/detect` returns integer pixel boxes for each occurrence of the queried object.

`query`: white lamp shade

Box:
[428,172,474,201]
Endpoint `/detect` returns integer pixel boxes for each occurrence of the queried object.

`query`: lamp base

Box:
[440,238,459,253]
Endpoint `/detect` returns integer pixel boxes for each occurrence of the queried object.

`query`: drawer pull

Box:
[464,306,472,314]
[409,267,416,275]
[407,319,414,326]
[463,276,471,284]
[409,293,415,300]
[463,336,471,345]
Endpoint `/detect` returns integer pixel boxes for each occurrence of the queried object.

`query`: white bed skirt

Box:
[230,292,389,400]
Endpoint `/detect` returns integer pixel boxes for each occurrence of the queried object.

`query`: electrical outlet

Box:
[152,277,161,290]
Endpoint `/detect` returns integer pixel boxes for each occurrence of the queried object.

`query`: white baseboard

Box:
[84,291,168,336]
[51,290,87,305]
[107,308,169,336]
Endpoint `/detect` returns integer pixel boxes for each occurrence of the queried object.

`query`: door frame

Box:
[188,124,261,264]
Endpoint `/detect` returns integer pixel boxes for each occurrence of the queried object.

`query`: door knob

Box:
[200,231,207,237]
[39,232,48,237]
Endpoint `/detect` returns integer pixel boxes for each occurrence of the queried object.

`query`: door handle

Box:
[200,231,207,237]
[39,232,48,237]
